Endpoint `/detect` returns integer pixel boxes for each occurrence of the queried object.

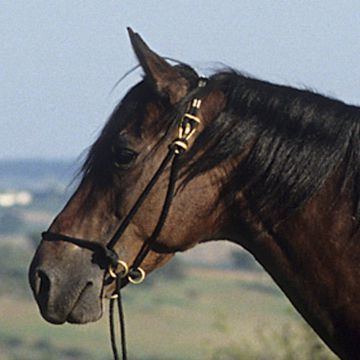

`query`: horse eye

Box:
[112,147,138,167]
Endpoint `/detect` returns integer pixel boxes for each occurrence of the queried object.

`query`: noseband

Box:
[42,77,207,360]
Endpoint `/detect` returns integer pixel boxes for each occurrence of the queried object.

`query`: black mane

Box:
[187,70,360,225]
[83,65,360,225]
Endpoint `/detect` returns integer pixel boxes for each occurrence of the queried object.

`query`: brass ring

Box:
[128,267,146,285]
[105,292,118,300]
[172,140,188,154]
[108,260,129,279]
[109,292,118,299]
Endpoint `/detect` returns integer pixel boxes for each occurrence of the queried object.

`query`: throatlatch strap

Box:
[131,154,180,270]
[106,149,175,251]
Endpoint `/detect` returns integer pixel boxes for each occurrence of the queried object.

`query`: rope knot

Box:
[103,247,120,267]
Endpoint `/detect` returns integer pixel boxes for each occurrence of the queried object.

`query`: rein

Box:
[41,77,207,360]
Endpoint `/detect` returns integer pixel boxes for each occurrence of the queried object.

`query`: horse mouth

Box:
[65,282,103,324]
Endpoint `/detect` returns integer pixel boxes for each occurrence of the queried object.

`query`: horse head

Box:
[29,29,227,325]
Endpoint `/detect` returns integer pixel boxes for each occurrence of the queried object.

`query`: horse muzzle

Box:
[28,243,104,324]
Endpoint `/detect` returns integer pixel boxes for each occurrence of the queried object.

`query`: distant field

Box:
[0,268,337,360]
[0,160,339,359]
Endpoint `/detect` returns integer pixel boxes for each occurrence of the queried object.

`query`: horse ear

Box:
[127,28,189,104]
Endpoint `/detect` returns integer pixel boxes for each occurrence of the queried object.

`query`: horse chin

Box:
[39,296,103,325]
[66,305,102,324]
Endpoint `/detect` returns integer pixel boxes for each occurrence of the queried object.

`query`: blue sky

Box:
[1,1,360,159]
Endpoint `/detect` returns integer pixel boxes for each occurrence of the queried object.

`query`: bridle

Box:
[41,77,207,360]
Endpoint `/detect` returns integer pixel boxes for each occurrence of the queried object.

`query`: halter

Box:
[42,77,207,360]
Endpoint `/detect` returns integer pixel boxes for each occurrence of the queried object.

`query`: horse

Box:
[29,28,360,360]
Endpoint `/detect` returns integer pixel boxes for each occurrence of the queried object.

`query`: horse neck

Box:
[225,168,360,359]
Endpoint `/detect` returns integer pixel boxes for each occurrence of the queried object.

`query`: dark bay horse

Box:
[29,29,360,359]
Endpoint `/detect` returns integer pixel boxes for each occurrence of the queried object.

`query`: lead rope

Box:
[110,277,127,360]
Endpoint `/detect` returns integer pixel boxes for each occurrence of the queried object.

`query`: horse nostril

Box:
[34,269,51,301]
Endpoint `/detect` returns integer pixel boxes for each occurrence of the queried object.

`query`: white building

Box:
[0,191,33,207]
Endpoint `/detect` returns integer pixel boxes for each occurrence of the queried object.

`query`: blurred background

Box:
[2,1,359,358]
